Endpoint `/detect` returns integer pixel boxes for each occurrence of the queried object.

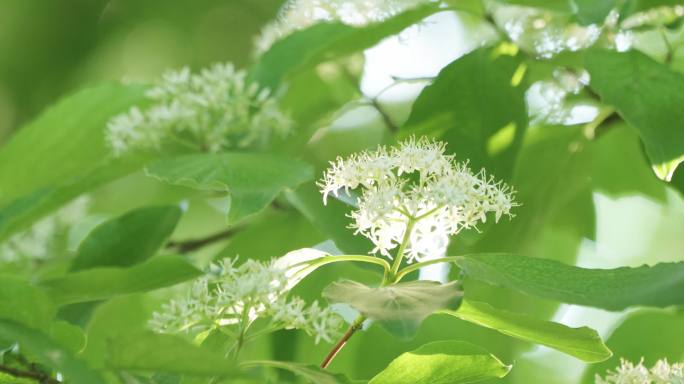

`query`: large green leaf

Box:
[241,361,352,384]
[0,276,54,329]
[456,253,684,311]
[323,280,462,339]
[0,320,105,384]
[145,152,313,223]
[107,332,238,377]
[250,4,441,88]
[40,255,202,305]
[445,300,612,362]
[0,84,150,240]
[369,340,511,384]
[70,205,181,271]
[401,44,528,180]
[586,49,684,180]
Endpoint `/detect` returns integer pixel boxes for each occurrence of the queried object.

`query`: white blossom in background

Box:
[0,196,90,264]
[318,137,516,263]
[255,0,435,54]
[149,257,343,344]
[595,358,684,384]
[106,63,292,156]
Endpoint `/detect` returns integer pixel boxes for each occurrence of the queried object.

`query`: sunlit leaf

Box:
[586,49,684,181]
[0,276,54,329]
[369,340,511,384]
[445,299,612,362]
[401,44,528,180]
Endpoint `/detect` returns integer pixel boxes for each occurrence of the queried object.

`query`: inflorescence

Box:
[596,358,684,384]
[149,257,343,344]
[106,63,291,156]
[318,137,516,263]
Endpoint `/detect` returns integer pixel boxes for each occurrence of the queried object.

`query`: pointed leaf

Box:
[456,253,684,311]
[71,205,181,271]
[444,300,612,362]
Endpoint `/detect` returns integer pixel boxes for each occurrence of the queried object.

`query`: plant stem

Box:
[320,315,365,369]
[0,364,59,384]
[389,218,416,281]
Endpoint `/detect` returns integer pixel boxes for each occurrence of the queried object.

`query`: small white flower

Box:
[318,137,516,263]
[106,63,292,156]
[596,358,684,384]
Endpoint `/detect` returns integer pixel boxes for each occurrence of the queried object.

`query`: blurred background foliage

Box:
[1,0,684,383]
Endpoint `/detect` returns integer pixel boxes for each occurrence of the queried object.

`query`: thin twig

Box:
[166,226,243,254]
[0,364,60,384]
[320,316,365,369]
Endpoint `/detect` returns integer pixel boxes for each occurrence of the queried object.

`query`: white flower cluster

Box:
[318,137,516,263]
[149,257,343,344]
[0,196,90,264]
[596,358,684,384]
[106,63,292,156]
[255,0,433,53]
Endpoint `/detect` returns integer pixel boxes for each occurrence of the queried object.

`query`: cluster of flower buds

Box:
[596,358,684,384]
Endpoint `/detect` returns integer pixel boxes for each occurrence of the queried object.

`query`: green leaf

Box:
[285,184,373,254]
[323,280,462,339]
[586,49,684,180]
[107,331,238,377]
[145,152,313,223]
[250,4,441,88]
[445,300,612,362]
[456,253,684,311]
[70,205,181,271]
[573,0,616,24]
[40,255,203,305]
[0,320,105,384]
[0,276,54,329]
[499,0,574,13]
[0,84,151,240]
[401,44,528,180]
[369,340,511,384]
[241,361,352,384]
[49,320,86,353]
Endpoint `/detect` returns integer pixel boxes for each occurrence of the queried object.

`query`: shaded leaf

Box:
[70,205,181,271]
[0,320,105,384]
[145,152,313,223]
[444,300,612,362]
[40,255,203,305]
[49,320,86,353]
[586,49,684,180]
[457,253,684,311]
[107,331,238,377]
[369,340,510,384]
[323,279,462,339]
[401,44,528,180]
